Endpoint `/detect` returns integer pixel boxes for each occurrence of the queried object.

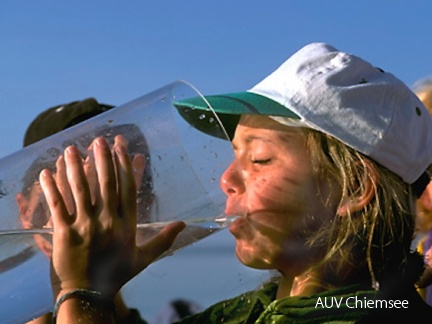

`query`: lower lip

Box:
[229,216,245,234]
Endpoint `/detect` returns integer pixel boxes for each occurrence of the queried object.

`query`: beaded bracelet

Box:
[52,289,114,323]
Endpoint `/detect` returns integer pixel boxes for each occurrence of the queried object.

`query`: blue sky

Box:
[2,1,432,321]
[1,1,432,157]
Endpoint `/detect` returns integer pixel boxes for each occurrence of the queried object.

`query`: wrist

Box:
[53,279,120,301]
[51,279,92,301]
[53,281,118,301]
[52,289,116,323]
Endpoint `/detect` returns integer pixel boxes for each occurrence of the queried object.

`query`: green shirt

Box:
[128,281,432,323]
[178,283,373,323]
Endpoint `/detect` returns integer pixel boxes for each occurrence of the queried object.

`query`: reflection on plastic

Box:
[0,81,233,323]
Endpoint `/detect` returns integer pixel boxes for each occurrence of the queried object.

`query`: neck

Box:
[276,269,337,299]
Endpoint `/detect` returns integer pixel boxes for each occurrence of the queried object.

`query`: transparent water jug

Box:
[0,81,233,323]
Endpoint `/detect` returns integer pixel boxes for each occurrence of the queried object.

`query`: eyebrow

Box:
[232,134,274,151]
[245,134,274,143]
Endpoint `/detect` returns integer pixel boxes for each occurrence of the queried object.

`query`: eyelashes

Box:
[251,158,271,165]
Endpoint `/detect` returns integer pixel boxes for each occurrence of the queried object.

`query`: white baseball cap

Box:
[176,42,432,196]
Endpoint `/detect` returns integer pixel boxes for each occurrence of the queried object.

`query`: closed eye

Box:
[252,158,271,165]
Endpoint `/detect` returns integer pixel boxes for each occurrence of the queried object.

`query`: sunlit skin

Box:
[17,135,149,260]
[37,117,383,322]
[221,115,342,298]
[38,136,184,323]
[17,137,149,324]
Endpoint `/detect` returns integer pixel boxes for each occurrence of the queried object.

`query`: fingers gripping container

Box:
[0,81,233,323]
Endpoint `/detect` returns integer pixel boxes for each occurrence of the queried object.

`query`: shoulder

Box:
[177,282,278,323]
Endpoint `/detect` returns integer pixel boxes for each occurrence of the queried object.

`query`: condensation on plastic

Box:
[0,81,233,323]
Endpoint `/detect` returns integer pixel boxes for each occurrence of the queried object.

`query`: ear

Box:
[337,160,379,216]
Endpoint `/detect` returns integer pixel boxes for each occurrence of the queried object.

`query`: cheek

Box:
[232,216,314,271]
[247,173,310,214]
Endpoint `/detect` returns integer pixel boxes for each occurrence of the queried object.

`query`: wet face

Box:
[221,115,340,276]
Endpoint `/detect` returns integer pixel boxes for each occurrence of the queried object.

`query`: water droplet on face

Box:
[199,114,206,120]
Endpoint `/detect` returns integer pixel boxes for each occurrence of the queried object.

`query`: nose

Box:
[220,159,245,196]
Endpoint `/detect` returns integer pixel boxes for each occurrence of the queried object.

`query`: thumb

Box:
[136,221,186,269]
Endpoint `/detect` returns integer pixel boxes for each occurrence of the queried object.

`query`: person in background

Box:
[18,98,115,275]
[21,98,200,323]
[22,98,114,147]
[412,78,432,305]
[19,98,134,323]
[0,99,113,274]
[41,43,432,322]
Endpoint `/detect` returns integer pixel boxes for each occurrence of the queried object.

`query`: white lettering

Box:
[315,297,344,308]
[315,297,324,308]
[333,297,343,308]
[318,295,409,309]
[345,296,355,308]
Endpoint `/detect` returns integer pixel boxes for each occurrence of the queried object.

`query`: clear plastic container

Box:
[0,81,233,323]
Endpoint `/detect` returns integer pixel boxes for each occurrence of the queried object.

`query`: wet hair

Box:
[304,128,424,291]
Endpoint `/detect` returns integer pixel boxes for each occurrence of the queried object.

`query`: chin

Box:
[234,243,271,270]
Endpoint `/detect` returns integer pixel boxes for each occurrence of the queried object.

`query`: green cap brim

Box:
[174,91,299,140]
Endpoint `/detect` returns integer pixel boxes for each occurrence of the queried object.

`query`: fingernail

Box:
[116,145,127,156]
[66,146,77,156]
[95,137,108,148]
